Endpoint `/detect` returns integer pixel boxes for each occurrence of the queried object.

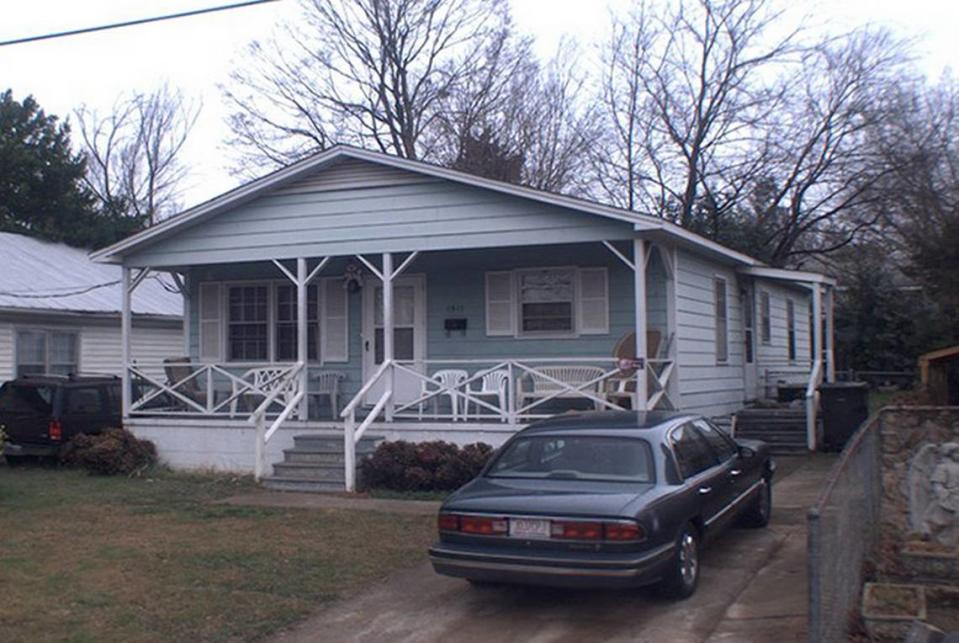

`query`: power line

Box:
[0,0,279,48]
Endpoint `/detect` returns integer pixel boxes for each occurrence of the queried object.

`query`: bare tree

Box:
[76,85,199,225]
[593,0,799,224]
[223,0,511,173]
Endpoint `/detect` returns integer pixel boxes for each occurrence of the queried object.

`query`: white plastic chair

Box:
[470,370,510,422]
[419,369,468,420]
[311,370,346,419]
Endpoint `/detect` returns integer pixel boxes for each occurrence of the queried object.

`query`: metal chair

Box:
[470,369,510,421]
[419,369,468,420]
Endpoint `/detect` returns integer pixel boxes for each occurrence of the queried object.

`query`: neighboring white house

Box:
[0,233,183,383]
[90,145,836,487]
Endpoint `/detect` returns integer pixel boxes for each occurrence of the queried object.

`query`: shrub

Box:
[59,428,157,476]
[360,440,494,492]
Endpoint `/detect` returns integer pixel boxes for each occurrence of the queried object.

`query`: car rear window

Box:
[0,383,56,414]
[64,387,103,414]
[487,436,654,483]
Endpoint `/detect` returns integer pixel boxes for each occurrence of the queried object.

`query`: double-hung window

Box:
[786,299,797,362]
[16,329,78,376]
[714,277,728,363]
[227,285,269,361]
[517,268,576,335]
[760,291,771,345]
[275,284,318,361]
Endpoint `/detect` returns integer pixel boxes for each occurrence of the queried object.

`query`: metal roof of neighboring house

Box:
[0,232,181,318]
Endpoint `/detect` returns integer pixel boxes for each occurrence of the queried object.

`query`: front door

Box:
[362,275,427,406]
[741,285,758,401]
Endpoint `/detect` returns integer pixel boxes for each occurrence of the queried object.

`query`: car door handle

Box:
[698,486,712,495]
[730,469,742,477]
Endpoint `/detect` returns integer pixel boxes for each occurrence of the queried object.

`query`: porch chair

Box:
[418,369,468,421]
[162,357,208,410]
[605,330,672,408]
[232,366,303,418]
[518,365,608,412]
[310,370,346,419]
[469,369,510,421]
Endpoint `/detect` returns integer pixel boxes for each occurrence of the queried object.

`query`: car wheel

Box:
[658,523,700,599]
[739,477,772,528]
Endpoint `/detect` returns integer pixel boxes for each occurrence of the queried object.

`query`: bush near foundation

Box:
[59,428,157,476]
[360,440,494,492]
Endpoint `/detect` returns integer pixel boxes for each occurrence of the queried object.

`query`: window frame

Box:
[786,298,797,362]
[759,290,772,345]
[714,276,728,364]
[225,282,272,362]
[515,266,579,338]
[273,282,320,362]
[14,328,80,377]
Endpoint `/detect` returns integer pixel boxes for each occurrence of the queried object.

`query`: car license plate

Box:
[509,518,551,539]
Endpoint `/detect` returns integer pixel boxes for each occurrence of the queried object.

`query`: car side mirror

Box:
[738,445,756,459]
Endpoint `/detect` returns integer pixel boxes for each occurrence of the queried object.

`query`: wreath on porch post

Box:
[344,262,365,293]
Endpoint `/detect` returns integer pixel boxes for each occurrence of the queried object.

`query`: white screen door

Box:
[742,286,758,400]
[362,275,426,405]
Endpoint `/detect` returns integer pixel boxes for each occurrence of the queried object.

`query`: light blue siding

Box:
[125,159,634,268]
[185,243,673,408]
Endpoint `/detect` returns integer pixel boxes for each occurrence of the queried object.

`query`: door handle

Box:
[730,469,742,477]
[698,486,712,495]
[364,340,370,351]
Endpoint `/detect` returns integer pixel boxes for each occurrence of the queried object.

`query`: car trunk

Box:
[0,382,58,445]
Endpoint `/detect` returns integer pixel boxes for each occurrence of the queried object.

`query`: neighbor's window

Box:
[275,284,319,361]
[787,299,797,362]
[227,285,269,361]
[714,277,728,363]
[487,436,654,483]
[760,291,771,345]
[517,268,575,335]
[16,330,78,377]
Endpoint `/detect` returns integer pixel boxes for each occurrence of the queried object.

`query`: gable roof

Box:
[91,145,762,267]
[0,233,181,318]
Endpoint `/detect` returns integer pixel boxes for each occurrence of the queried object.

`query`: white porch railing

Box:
[127,361,300,417]
[250,362,304,480]
[805,359,824,450]
[339,356,676,492]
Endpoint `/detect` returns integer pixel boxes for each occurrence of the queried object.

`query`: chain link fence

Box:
[807,414,882,643]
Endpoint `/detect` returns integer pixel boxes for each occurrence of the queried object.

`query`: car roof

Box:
[11,374,120,386]
[519,410,701,436]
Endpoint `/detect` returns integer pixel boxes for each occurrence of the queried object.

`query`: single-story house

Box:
[92,145,836,490]
[0,232,183,383]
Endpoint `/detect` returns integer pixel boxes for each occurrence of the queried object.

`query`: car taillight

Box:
[437,514,459,532]
[48,419,62,441]
[551,521,603,540]
[460,516,508,535]
[604,522,645,541]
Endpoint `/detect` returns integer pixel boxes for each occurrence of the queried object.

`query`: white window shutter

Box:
[322,278,349,362]
[198,283,221,361]
[578,268,609,335]
[485,271,515,336]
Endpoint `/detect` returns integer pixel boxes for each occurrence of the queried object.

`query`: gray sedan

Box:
[429,410,774,599]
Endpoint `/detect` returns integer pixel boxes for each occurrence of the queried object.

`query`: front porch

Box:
[121,239,679,489]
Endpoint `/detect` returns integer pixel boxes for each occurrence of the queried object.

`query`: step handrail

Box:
[344,388,392,492]
[804,359,823,450]
[339,359,392,419]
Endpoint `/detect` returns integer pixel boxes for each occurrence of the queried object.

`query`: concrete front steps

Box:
[734,408,810,453]
[263,433,381,493]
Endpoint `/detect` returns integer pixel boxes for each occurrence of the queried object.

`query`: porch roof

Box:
[91,145,766,269]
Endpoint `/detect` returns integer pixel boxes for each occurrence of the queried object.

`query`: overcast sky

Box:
[2,0,957,209]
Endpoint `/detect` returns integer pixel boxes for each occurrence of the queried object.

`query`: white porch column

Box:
[121,266,132,420]
[825,285,836,382]
[633,239,649,410]
[382,252,395,420]
[297,258,309,419]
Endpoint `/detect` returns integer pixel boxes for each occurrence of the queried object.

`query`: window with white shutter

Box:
[322,278,349,362]
[198,283,221,361]
[485,271,514,336]
[578,268,609,335]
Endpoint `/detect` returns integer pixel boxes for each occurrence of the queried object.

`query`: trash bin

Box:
[819,382,869,451]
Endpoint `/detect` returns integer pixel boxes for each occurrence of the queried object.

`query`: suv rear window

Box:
[487,436,654,482]
[64,387,103,414]
[0,383,56,414]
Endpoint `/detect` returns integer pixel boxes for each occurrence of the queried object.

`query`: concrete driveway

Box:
[269,455,833,643]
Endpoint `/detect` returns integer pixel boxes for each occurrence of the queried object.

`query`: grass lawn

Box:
[0,466,435,642]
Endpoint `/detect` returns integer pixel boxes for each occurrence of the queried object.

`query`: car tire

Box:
[657,523,700,599]
[739,477,772,528]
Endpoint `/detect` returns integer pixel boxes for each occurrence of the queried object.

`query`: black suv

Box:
[0,375,122,463]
